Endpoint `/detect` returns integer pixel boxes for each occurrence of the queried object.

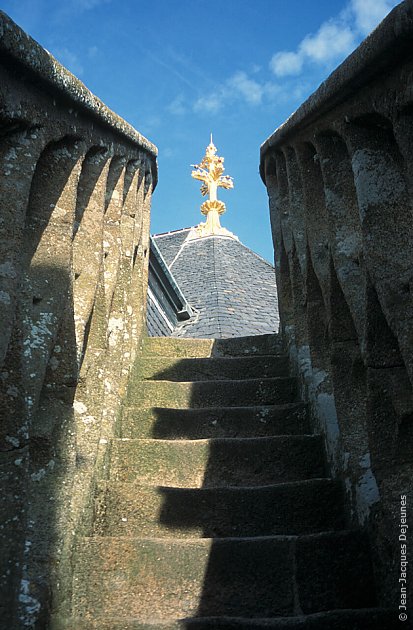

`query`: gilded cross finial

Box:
[190,137,235,238]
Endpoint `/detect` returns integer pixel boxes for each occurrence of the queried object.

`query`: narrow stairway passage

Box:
[62,334,399,629]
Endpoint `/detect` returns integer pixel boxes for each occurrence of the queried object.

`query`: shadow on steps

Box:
[140,335,380,625]
[70,334,398,628]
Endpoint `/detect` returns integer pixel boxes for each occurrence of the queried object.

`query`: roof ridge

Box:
[152,227,193,238]
[169,232,192,269]
[234,239,274,268]
[212,236,223,338]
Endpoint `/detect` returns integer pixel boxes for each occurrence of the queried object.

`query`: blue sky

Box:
[2,0,400,261]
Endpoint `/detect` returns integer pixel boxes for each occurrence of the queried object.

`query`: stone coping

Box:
[0,10,158,160]
[260,0,413,181]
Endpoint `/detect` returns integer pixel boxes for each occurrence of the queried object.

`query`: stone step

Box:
[119,403,309,439]
[212,334,283,357]
[134,355,290,382]
[109,435,326,487]
[54,609,400,629]
[143,337,215,359]
[142,334,282,359]
[72,532,376,621]
[127,378,297,408]
[94,479,344,538]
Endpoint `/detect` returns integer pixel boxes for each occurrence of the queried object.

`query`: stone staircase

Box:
[62,334,397,629]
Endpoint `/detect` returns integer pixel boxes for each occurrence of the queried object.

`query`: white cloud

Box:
[270,20,356,78]
[300,22,356,63]
[193,71,266,114]
[270,51,303,78]
[193,0,401,116]
[269,0,399,79]
[227,71,264,105]
[194,93,224,114]
[193,68,307,114]
[167,95,186,116]
[351,0,400,35]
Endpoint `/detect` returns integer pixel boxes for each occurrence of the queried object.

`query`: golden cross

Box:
[191,137,234,202]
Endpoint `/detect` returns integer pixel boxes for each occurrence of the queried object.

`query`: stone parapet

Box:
[0,11,157,628]
[260,0,413,610]
[0,11,158,166]
[260,0,413,161]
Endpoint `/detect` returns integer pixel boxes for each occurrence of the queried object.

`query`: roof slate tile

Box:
[152,231,279,339]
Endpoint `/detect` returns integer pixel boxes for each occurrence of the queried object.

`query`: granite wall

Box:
[0,12,157,627]
[260,0,413,609]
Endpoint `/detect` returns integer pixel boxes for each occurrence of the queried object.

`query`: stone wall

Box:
[0,12,157,628]
[260,0,413,608]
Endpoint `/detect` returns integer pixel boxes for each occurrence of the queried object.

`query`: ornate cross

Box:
[190,135,234,237]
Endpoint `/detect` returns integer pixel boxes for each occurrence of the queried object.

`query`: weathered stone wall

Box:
[260,0,413,608]
[0,12,157,628]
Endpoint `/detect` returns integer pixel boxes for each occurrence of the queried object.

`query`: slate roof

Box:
[146,296,173,337]
[146,237,194,337]
[152,228,191,266]
[151,229,279,339]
